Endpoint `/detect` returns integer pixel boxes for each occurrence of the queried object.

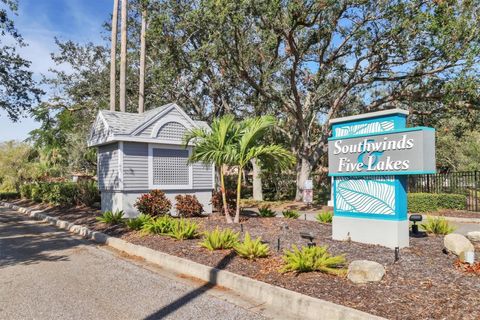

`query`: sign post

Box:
[328,109,435,248]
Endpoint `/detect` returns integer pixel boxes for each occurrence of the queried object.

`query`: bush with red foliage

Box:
[175,195,204,217]
[211,189,236,215]
[134,190,172,217]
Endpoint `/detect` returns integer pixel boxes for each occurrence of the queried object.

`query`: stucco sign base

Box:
[332,216,409,249]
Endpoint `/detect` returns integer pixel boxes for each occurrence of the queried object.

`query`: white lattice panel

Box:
[152,148,189,186]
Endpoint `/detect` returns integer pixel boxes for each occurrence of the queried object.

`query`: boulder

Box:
[347,260,385,284]
[444,234,474,256]
[466,231,480,242]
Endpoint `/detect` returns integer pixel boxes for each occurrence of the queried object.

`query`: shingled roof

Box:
[87,103,209,147]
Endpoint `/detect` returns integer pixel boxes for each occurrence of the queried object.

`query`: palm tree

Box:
[119,0,128,112]
[184,115,240,223]
[109,0,119,111]
[232,116,295,223]
[138,2,146,114]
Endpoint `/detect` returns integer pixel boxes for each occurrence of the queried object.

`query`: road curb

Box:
[1,201,385,320]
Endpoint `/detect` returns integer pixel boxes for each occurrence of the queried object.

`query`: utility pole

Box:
[119,0,128,112]
[109,0,119,111]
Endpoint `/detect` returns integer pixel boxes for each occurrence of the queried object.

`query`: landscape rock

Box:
[347,260,385,284]
[466,231,480,242]
[444,234,474,256]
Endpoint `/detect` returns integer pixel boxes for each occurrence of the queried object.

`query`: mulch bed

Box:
[8,199,480,320]
[426,209,480,219]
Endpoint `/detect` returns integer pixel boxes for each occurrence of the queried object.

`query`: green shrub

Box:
[20,184,32,199]
[0,192,19,200]
[200,227,239,250]
[420,216,456,235]
[175,194,203,217]
[141,215,175,234]
[281,245,346,275]
[408,193,467,213]
[169,219,199,240]
[282,209,300,219]
[125,214,153,230]
[47,182,77,206]
[76,180,100,206]
[234,232,269,259]
[316,211,333,224]
[135,190,172,217]
[258,205,276,217]
[96,210,125,225]
[30,184,42,202]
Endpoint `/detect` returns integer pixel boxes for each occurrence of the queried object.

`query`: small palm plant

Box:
[234,232,269,260]
[282,209,300,219]
[281,245,346,275]
[200,227,239,250]
[258,205,276,217]
[96,210,124,225]
[141,215,175,235]
[169,219,199,240]
[420,216,456,235]
[125,214,152,230]
[316,211,333,224]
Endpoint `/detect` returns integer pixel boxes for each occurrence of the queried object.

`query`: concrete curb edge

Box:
[1,201,385,320]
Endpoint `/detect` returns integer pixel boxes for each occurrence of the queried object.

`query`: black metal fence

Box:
[408,171,480,212]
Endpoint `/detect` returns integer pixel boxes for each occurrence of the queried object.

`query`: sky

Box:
[0,0,112,142]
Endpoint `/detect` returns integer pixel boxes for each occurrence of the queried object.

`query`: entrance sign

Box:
[328,109,436,248]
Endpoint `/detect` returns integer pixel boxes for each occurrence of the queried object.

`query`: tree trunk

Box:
[295,157,312,201]
[138,6,146,114]
[234,167,243,223]
[119,0,128,112]
[251,158,263,201]
[109,0,119,111]
[220,165,233,223]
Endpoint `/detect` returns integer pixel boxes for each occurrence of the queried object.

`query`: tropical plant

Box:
[234,232,269,260]
[420,216,456,235]
[282,210,300,219]
[281,245,346,275]
[316,211,333,224]
[211,189,236,216]
[184,115,241,223]
[258,205,276,218]
[169,219,199,240]
[141,215,175,235]
[231,116,295,222]
[125,214,152,231]
[175,194,203,217]
[96,210,125,225]
[135,190,172,217]
[200,227,239,251]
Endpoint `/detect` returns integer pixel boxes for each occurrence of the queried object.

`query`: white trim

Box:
[87,112,111,147]
[89,135,196,147]
[211,163,216,189]
[170,103,200,129]
[118,141,124,190]
[150,116,192,138]
[329,108,409,124]
[130,104,175,135]
[148,143,193,190]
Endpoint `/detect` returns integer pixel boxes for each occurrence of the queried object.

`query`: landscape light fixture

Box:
[409,214,427,238]
[300,232,316,247]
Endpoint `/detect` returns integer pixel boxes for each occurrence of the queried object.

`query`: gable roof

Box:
[88,103,209,147]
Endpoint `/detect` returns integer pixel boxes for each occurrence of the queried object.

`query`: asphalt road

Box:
[0,208,267,320]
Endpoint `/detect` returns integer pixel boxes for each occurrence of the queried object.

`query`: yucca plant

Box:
[96,210,125,225]
[234,232,269,260]
[281,245,346,275]
[141,215,175,235]
[200,227,240,250]
[282,209,300,219]
[258,205,276,218]
[420,216,456,235]
[169,219,199,240]
[125,214,152,230]
[316,211,333,224]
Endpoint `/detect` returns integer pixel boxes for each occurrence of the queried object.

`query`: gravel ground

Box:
[8,200,480,320]
[0,208,267,320]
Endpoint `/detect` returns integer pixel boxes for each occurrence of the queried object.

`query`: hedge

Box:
[408,193,466,213]
[0,192,20,200]
[19,181,100,207]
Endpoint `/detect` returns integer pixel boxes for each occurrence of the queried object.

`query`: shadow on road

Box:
[0,209,84,268]
[143,250,237,320]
